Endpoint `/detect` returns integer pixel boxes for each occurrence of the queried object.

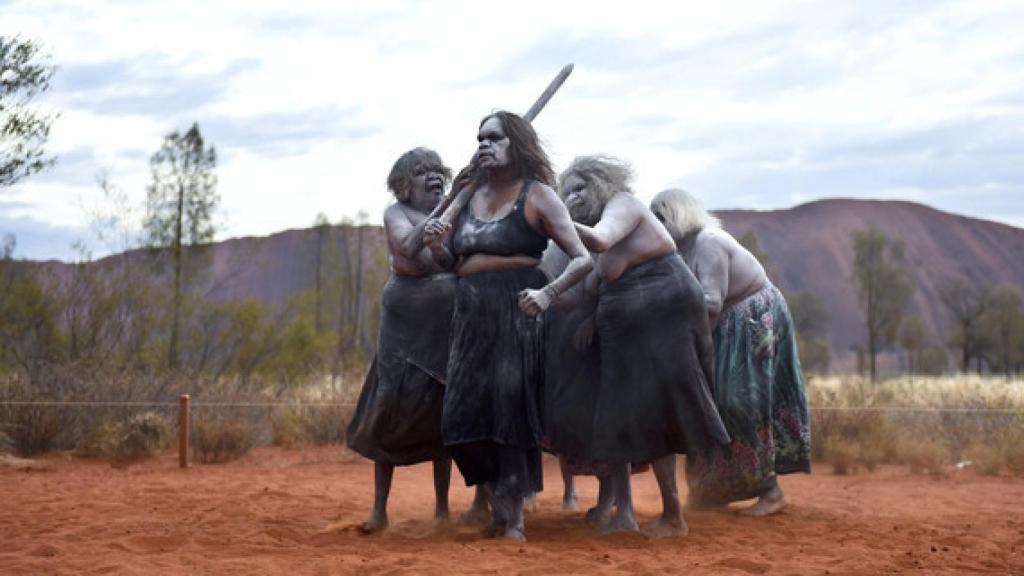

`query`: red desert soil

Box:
[3,446,1023,575]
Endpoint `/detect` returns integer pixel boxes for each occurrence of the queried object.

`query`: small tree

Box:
[1,36,56,187]
[312,212,330,334]
[851,227,913,382]
[143,122,218,370]
[899,316,926,374]
[980,285,1024,378]
[787,290,831,374]
[937,276,990,373]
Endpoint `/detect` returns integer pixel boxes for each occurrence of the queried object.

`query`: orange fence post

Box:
[179,394,190,469]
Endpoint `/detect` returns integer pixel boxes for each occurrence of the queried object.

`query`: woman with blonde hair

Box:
[651,188,811,516]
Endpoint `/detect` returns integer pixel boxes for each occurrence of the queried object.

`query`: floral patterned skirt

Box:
[685,282,811,505]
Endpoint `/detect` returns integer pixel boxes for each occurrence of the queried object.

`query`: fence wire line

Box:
[0,400,357,408]
[0,400,1022,414]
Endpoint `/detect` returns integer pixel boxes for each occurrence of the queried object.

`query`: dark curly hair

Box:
[386,147,452,203]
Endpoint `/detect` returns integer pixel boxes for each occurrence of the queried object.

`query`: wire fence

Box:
[1,400,1022,413]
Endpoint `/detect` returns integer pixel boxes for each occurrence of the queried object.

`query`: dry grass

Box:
[269,378,359,447]
[808,375,1024,476]
[80,412,170,461]
[900,439,948,476]
[192,419,252,464]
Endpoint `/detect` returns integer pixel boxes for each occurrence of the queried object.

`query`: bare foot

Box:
[686,498,729,512]
[562,497,579,512]
[503,527,526,542]
[584,505,612,527]
[738,494,787,516]
[433,509,450,525]
[458,505,491,526]
[644,516,689,538]
[481,519,505,538]
[523,493,538,513]
[601,512,639,534]
[357,514,388,535]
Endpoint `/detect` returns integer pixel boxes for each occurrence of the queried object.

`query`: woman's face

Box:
[561,173,600,225]
[408,160,446,212]
[475,116,511,171]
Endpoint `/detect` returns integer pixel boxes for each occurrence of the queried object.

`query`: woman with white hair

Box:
[650,188,811,516]
[549,156,728,536]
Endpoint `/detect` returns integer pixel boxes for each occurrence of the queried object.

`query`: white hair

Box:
[649,188,720,241]
[558,155,634,207]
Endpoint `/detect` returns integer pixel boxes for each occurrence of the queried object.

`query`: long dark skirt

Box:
[544,304,652,476]
[544,303,602,475]
[443,266,547,498]
[685,283,812,505]
[586,253,730,464]
[345,273,456,465]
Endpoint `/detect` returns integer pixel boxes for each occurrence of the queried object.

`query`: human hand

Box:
[573,317,596,351]
[518,287,553,317]
[424,218,451,241]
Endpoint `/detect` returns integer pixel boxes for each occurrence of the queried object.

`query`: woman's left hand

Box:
[518,288,552,317]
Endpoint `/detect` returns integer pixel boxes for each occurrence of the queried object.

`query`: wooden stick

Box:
[524,63,574,122]
[437,64,575,224]
[179,394,189,469]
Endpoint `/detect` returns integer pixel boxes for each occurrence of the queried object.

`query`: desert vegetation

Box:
[808,374,1024,476]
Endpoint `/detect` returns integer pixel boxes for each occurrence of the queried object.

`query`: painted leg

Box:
[523,492,538,513]
[459,485,491,526]
[584,474,614,527]
[481,483,507,537]
[738,476,787,516]
[602,463,639,533]
[432,458,451,522]
[646,454,688,537]
[560,457,579,512]
[359,461,393,534]
[503,495,527,542]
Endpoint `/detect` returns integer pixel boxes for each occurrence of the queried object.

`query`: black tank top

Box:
[452,180,548,259]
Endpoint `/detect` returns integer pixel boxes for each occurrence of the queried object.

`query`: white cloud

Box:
[3,0,1024,260]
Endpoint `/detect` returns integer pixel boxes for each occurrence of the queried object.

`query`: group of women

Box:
[345,111,811,542]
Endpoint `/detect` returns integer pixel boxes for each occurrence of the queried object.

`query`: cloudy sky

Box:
[3,0,1023,261]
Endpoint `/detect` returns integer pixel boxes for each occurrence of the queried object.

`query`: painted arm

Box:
[693,232,730,329]
[572,194,641,253]
[426,236,455,270]
[383,205,433,272]
[518,184,593,317]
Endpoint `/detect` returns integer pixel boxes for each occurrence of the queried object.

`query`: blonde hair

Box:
[649,188,720,241]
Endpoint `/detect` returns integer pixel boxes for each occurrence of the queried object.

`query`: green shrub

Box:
[1,403,66,457]
[116,412,168,461]
[79,420,120,458]
[79,412,169,462]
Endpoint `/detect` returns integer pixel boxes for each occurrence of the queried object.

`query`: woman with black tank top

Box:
[424,111,592,542]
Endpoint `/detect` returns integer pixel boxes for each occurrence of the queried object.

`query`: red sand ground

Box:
[3,446,1023,575]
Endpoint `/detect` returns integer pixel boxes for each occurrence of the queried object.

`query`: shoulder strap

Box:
[515,179,532,208]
